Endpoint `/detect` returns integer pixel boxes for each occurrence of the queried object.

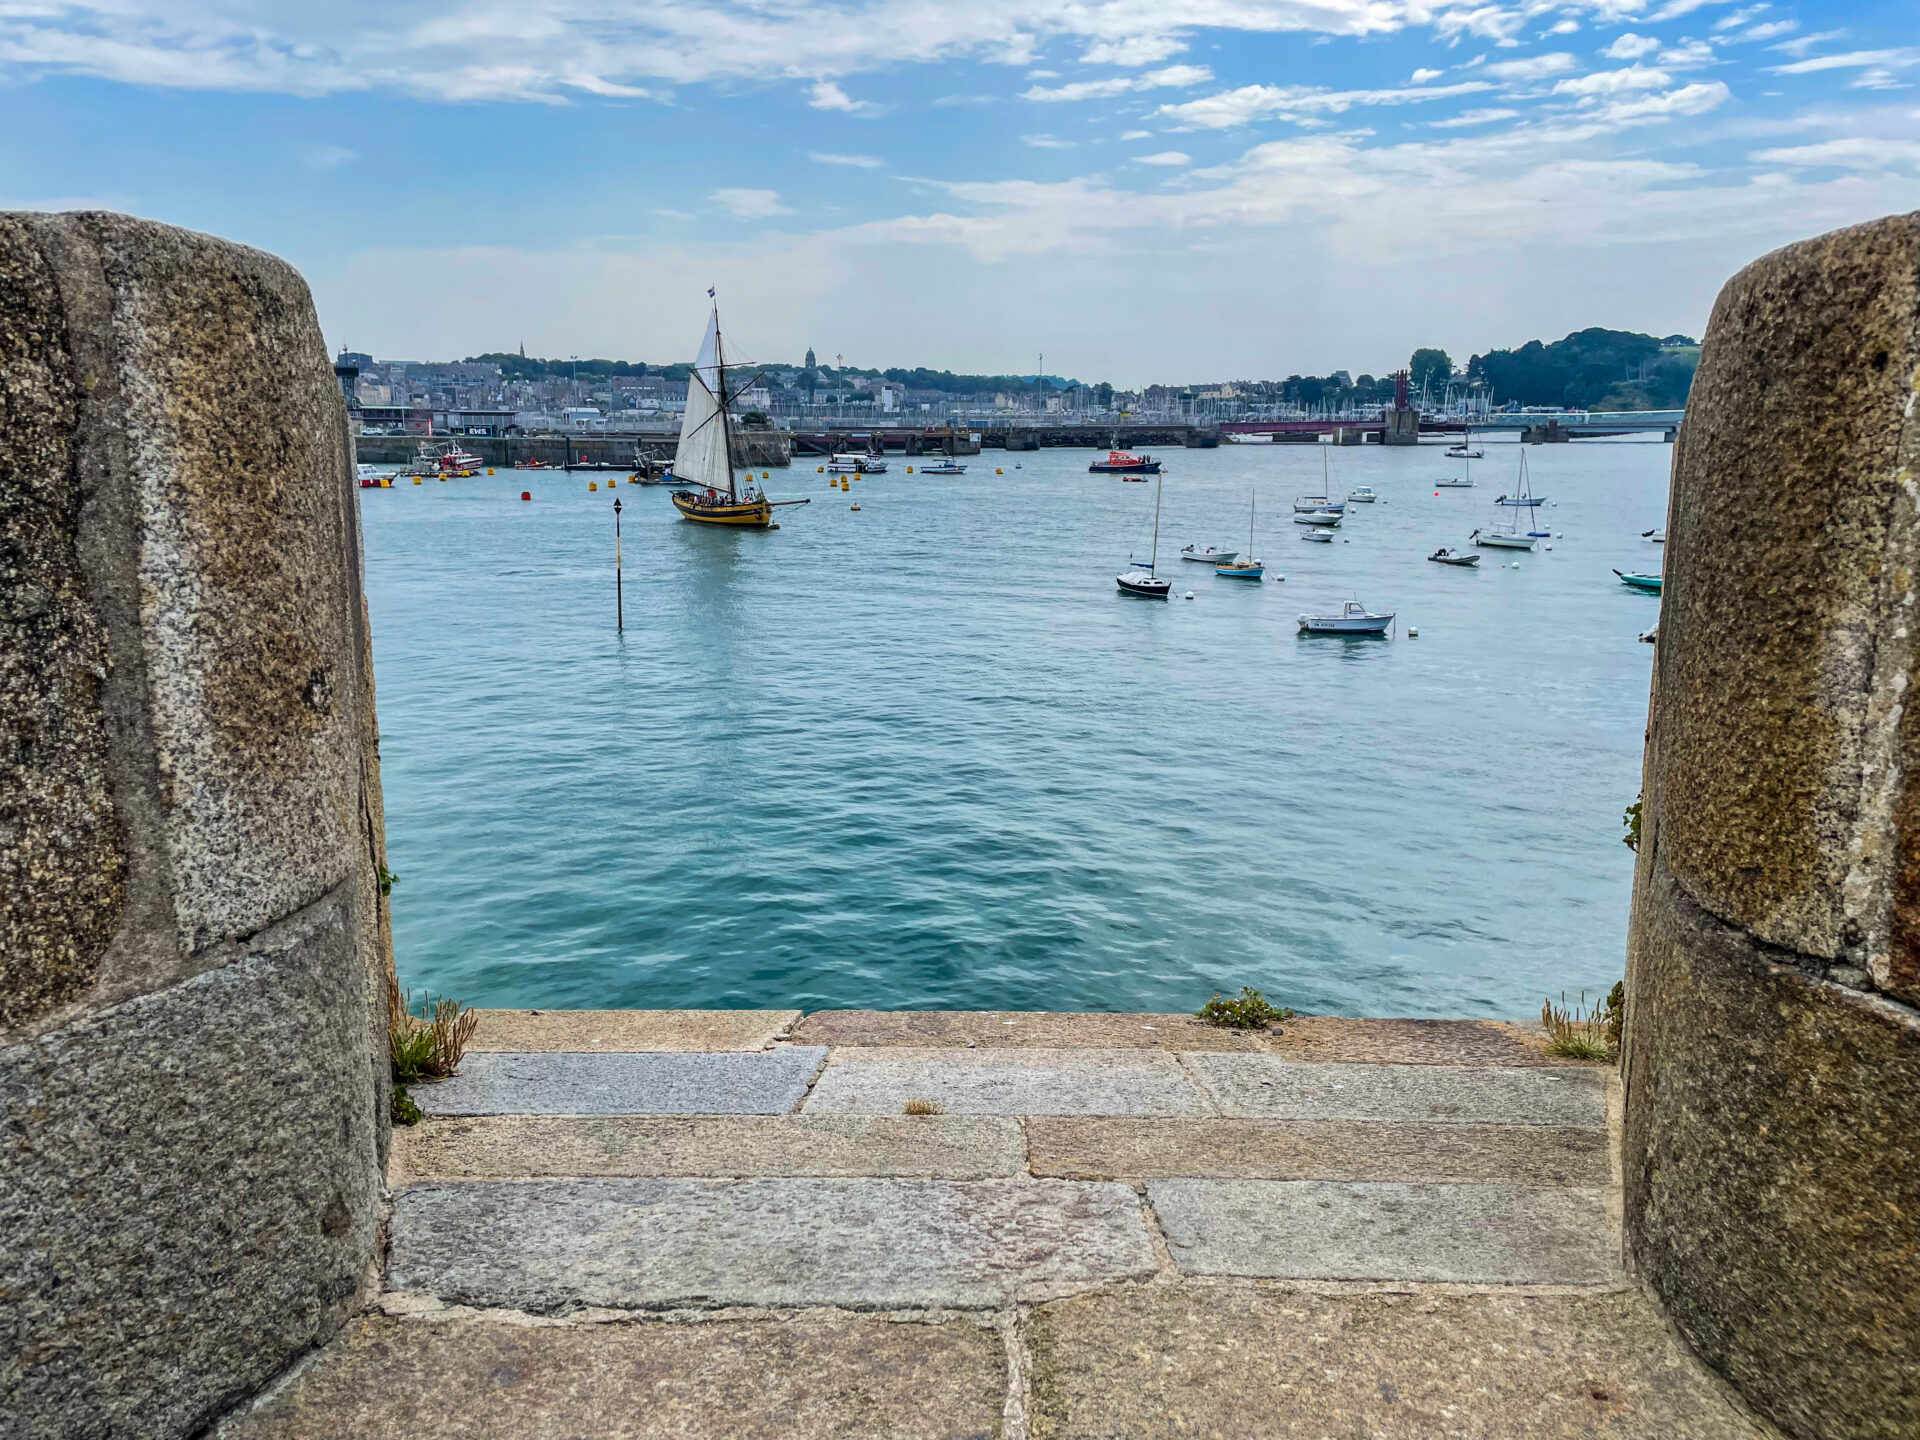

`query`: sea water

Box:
[362,437,1666,1017]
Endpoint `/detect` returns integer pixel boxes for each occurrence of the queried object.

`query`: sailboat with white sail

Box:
[668,296,810,528]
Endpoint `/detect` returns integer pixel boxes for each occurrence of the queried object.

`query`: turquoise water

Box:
[363,438,1666,1018]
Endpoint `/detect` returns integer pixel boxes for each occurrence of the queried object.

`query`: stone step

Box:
[394,1114,1026,1182]
[801,1046,1210,1115]
[1027,1285,1777,1440]
[1028,1117,1611,1184]
[468,1008,801,1053]
[793,1009,1269,1050]
[1184,1052,1608,1126]
[217,1312,1006,1440]
[389,1178,1157,1311]
[411,1048,828,1117]
[1149,1179,1617,1285]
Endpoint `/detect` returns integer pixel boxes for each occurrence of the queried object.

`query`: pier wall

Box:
[0,213,391,1439]
[1623,210,1920,1440]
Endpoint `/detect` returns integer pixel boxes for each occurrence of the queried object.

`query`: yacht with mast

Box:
[1117,476,1173,598]
[668,296,810,528]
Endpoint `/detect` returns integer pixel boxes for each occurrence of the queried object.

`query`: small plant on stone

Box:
[1196,987,1295,1030]
[387,974,480,1083]
[1622,799,1642,853]
[1542,990,1616,1061]
[378,863,400,898]
[391,1083,422,1126]
[904,1098,944,1116]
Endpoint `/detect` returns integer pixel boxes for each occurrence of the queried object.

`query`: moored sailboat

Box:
[1117,476,1173,598]
[668,298,810,528]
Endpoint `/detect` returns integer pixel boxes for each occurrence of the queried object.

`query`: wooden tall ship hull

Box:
[671,489,773,526]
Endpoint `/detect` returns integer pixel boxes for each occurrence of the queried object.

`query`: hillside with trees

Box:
[1467,329,1698,411]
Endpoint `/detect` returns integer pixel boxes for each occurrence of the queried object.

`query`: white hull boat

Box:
[1299,600,1395,635]
[1473,529,1536,550]
[1180,545,1238,564]
[1643,528,1666,543]
[1347,487,1378,503]
[1294,511,1342,527]
[1434,479,1474,488]
[828,453,887,474]
[1118,476,1172,598]
[1301,530,1334,543]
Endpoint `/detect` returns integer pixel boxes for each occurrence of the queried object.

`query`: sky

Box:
[3,1,1917,382]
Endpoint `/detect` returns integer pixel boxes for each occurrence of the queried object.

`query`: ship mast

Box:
[714,306,739,502]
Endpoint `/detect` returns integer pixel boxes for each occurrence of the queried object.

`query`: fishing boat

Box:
[1091,451,1160,474]
[667,297,811,528]
[1294,510,1342,527]
[1180,544,1239,565]
[827,452,887,474]
[917,459,966,474]
[1614,569,1663,594]
[1299,600,1395,635]
[1428,547,1481,567]
[1216,494,1264,578]
[1117,476,1173,598]
[1347,486,1378,503]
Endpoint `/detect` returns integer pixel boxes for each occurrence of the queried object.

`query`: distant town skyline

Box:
[3,1,1915,381]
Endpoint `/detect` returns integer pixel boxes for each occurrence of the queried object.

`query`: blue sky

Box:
[3,1,1916,381]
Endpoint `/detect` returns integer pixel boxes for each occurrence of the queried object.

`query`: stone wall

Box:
[1,213,393,1439]
[1624,211,1920,1440]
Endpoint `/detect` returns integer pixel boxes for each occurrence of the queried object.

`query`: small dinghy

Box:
[1428,548,1481,567]
[1614,569,1663,594]
[1642,527,1665,543]
[1299,600,1395,636]
[1180,544,1238,564]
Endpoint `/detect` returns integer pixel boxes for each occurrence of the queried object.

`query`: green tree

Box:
[1409,348,1453,391]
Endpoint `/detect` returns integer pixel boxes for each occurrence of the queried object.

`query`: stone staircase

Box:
[216,1010,1778,1439]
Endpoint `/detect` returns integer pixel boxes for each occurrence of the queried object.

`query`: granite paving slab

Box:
[391,1178,1157,1310]
[1274,1015,1595,1067]
[1027,1285,1777,1440]
[468,1008,800,1052]
[793,1009,1268,1050]
[1184,1053,1607,1126]
[802,1047,1209,1116]
[393,1114,1025,1182]
[1148,1179,1617,1284]
[217,1312,1006,1440]
[1027,1117,1611,1184]
[412,1049,828,1117]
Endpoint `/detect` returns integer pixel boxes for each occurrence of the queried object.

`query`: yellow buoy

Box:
[762,471,770,480]
[413,477,421,485]
[995,468,1003,475]
[590,481,598,491]
[817,465,825,473]
[608,478,617,487]
[907,466,913,473]
[487,468,495,475]
[439,476,447,482]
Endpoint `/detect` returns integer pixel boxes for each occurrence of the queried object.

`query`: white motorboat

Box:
[1294,510,1342,527]
[827,453,887,474]
[1180,544,1239,564]
[1446,446,1485,459]
[1301,529,1335,543]
[1118,476,1173,599]
[1643,527,1666,543]
[1299,600,1395,635]
[917,459,966,474]
[1347,487,1378,503]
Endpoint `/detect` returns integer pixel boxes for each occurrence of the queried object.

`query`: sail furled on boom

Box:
[675,306,732,493]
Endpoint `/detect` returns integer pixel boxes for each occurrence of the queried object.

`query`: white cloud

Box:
[1480,52,1579,81]
[1411,68,1444,83]
[1557,66,1674,97]
[1751,138,1920,171]
[1648,0,1733,19]
[712,188,793,218]
[298,144,356,170]
[1134,150,1192,165]
[1605,34,1661,60]
[1024,63,1211,102]
[1081,35,1189,66]
[1737,21,1797,43]
[810,81,879,115]
[1547,21,1581,37]
[1159,79,1494,130]
[1770,30,1846,60]
[1434,7,1529,46]
[1770,49,1918,76]
[1023,134,1078,148]
[1026,69,1061,79]
[1593,80,1731,120]
[1658,40,1716,68]
[1120,128,1153,140]
[810,152,883,168]
[1428,107,1521,127]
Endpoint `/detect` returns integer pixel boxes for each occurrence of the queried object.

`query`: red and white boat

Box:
[1089,450,1161,474]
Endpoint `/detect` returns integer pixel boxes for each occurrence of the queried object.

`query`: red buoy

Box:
[521,491,531,502]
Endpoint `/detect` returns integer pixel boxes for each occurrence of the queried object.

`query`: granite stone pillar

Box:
[1,213,394,1439]
[1624,211,1920,1440]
